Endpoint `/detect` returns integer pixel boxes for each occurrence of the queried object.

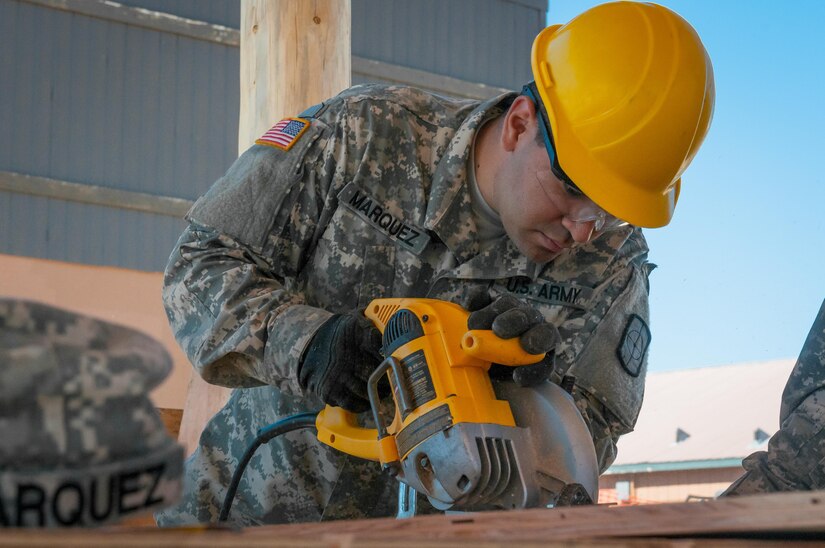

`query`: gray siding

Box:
[353,0,541,89]
[1,0,238,270]
[0,1,239,201]
[0,191,184,270]
[2,0,546,272]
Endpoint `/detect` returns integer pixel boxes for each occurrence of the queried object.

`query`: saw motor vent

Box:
[382,309,424,355]
[462,437,523,509]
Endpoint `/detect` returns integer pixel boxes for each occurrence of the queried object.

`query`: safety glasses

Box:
[522,83,627,232]
[533,170,620,233]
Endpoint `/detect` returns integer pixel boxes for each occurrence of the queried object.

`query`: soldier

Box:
[721,299,825,496]
[157,2,715,526]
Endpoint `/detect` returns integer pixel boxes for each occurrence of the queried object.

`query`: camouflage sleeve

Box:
[779,299,825,424]
[162,109,345,393]
[721,299,825,496]
[722,390,825,495]
[558,249,653,472]
[162,224,332,392]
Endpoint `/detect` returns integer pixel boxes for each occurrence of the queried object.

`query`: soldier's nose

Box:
[562,218,596,244]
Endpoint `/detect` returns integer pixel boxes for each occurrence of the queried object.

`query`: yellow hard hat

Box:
[531,1,715,228]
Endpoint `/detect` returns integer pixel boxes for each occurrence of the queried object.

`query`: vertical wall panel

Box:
[1,2,239,199]
[172,35,195,199]
[103,17,127,191]
[47,7,72,180]
[351,0,544,90]
[10,3,35,175]
[0,192,9,248]
[156,32,180,196]
[44,198,65,262]
[190,39,213,195]
[0,2,16,171]
[140,26,162,195]
[119,24,142,193]
[63,200,83,264]
[67,14,89,185]
[89,17,113,189]
[99,206,117,267]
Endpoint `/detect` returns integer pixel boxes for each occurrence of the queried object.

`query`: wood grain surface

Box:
[2,490,824,546]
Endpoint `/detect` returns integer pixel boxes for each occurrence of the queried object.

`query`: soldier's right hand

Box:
[298,311,383,413]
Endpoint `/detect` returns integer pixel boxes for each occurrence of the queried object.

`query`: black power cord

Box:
[218,411,319,522]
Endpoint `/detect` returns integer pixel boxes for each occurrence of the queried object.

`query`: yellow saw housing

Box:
[316,298,544,465]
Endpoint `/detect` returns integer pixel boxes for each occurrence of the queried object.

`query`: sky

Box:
[547,1,825,372]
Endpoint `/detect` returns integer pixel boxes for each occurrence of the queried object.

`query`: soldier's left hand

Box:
[461,289,560,387]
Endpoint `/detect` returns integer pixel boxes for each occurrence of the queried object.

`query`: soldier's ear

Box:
[501,96,537,153]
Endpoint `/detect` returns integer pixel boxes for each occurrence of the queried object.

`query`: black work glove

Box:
[461,287,560,387]
[298,311,383,413]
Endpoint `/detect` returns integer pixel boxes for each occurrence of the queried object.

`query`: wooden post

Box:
[238,0,352,153]
[178,0,352,454]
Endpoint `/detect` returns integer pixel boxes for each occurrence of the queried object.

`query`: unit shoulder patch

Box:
[256,118,310,151]
[616,314,651,377]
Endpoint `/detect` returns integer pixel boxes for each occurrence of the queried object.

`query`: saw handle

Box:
[315,406,380,461]
[316,406,400,464]
[316,356,402,464]
[461,329,546,366]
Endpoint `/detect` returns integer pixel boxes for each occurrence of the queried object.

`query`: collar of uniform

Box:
[540,226,646,285]
[444,225,644,284]
[441,233,541,281]
[423,91,517,264]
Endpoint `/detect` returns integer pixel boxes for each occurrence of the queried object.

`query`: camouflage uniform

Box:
[157,84,653,526]
[722,299,825,496]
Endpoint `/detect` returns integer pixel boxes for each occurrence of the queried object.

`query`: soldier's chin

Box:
[517,237,561,263]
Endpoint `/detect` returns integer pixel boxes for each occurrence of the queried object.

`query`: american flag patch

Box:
[256,118,310,151]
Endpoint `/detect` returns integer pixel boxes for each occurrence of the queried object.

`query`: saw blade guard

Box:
[397,379,599,510]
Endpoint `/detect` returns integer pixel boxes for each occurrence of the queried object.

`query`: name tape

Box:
[338,183,430,255]
[498,277,593,310]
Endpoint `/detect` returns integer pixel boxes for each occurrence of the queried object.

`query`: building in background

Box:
[599,359,795,504]
[0,0,546,411]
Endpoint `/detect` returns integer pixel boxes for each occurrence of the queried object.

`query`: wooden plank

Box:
[1,491,824,545]
[157,407,183,440]
[0,532,798,548]
[231,490,825,543]
[176,374,235,458]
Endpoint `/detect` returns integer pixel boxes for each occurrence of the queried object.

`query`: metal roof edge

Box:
[604,458,744,475]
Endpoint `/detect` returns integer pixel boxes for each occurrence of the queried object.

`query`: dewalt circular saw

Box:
[220,298,598,521]
[316,298,598,512]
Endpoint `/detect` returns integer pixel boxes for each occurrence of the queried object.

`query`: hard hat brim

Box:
[551,109,679,229]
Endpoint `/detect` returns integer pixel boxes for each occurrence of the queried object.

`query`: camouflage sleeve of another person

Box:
[555,230,653,472]
[163,112,341,393]
[721,299,825,496]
